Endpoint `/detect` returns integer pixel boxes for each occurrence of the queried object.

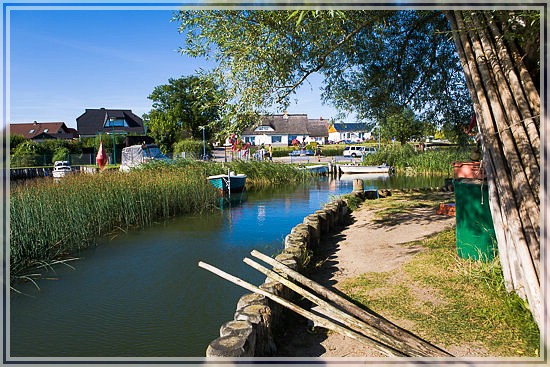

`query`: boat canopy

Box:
[120,144,168,171]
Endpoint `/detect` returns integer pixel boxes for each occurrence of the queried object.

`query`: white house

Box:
[241,113,329,146]
[328,122,373,143]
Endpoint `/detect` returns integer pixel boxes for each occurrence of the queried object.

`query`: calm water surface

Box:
[10,175,446,358]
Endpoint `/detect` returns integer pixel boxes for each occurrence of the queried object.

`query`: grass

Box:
[339,193,540,356]
[362,144,471,175]
[10,159,307,279]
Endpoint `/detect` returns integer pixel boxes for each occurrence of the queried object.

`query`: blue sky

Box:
[7,5,339,129]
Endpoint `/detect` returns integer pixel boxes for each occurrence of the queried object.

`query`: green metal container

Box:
[453,179,497,261]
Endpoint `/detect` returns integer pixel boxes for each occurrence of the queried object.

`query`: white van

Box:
[343,146,376,157]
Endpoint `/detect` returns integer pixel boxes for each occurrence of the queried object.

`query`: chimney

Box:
[283,110,289,119]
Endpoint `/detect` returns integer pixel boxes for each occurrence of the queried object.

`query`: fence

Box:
[10,154,100,168]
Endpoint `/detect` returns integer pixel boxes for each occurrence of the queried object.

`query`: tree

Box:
[382,108,423,145]
[145,75,224,152]
[174,10,471,135]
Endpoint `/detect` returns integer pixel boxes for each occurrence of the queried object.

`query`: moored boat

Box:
[339,163,393,175]
[207,171,247,194]
[52,161,73,178]
[299,164,329,175]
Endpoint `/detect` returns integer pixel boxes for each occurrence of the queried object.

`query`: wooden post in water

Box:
[352,179,364,193]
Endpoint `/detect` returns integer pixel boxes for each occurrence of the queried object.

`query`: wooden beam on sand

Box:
[250,250,452,357]
[198,261,406,357]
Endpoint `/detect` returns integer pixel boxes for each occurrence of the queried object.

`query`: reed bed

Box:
[10,159,306,277]
[10,166,218,277]
[362,144,471,175]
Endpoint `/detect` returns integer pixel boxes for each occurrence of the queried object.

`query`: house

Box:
[76,108,145,138]
[241,113,329,146]
[328,122,373,143]
[10,121,79,141]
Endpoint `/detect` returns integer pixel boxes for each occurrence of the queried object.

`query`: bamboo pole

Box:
[250,250,451,356]
[243,257,452,357]
[446,11,541,325]
[483,12,540,165]
[462,12,540,244]
[470,12,540,202]
[456,11,540,278]
[198,261,407,357]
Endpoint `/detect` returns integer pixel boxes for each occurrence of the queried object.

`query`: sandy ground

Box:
[275,195,458,358]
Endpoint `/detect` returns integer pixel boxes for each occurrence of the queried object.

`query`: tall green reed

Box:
[10,159,307,277]
[363,144,471,175]
[10,166,218,276]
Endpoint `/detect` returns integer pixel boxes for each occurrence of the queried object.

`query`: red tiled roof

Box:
[10,122,75,139]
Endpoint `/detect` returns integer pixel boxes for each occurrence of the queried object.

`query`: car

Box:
[289,149,314,157]
[343,146,377,157]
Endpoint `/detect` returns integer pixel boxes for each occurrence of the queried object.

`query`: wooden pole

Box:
[243,257,452,357]
[198,261,406,357]
[250,250,451,357]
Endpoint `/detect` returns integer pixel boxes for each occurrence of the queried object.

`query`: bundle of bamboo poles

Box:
[444,11,541,327]
[199,250,453,357]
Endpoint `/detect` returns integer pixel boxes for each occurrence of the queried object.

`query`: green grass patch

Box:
[339,228,540,356]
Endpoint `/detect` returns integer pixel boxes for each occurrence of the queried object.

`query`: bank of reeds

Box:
[10,160,306,278]
[362,144,471,175]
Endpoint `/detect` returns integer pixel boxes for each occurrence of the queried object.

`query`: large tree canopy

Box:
[143,75,223,152]
[175,10,471,139]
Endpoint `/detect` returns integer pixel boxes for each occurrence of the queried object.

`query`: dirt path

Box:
[275,194,456,357]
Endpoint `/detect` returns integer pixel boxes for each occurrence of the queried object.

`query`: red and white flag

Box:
[96,140,108,170]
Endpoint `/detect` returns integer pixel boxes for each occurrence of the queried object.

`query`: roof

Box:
[331,122,371,132]
[10,122,77,139]
[307,119,330,138]
[76,108,144,136]
[242,114,328,137]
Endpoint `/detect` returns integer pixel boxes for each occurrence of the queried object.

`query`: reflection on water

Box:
[10,174,448,358]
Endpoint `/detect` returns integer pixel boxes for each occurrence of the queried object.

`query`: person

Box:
[268,144,273,161]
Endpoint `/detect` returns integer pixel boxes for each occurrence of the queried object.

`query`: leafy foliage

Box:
[174,10,472,139]
[383,108,424,144]
[144,75,224,152]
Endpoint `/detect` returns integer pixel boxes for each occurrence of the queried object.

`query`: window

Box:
[43,129,49,133]
[271,135,282,143]
[104,118,129,128]
[29,129,35,134]
[244,136,256,144]
[255,125,273,132]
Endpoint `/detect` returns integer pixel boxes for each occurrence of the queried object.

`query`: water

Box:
[9,175,447,358]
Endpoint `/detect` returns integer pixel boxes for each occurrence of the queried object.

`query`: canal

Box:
[10,174,447,358]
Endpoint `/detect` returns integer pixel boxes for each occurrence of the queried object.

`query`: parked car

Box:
[343,146,377,157]
[289,149,314,156]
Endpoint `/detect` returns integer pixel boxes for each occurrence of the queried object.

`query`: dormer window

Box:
[43,129,49,133]
[255,125,274,132]
[29,129,35,134]
[104,116,129,128]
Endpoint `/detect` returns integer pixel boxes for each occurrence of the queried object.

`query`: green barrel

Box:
[453,179,497,261]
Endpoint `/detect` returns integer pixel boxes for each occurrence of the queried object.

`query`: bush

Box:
[52,147,70,163]
[173,139,211,159]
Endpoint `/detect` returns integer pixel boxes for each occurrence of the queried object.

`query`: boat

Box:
[339,173,390,181]
[119,144,170,172]
[207,170,247,194]
[52,161,73,178]
[339,163,393,175]
[299,164,329,175]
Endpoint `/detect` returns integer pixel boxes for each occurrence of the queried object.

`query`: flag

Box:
[96,140,108,170]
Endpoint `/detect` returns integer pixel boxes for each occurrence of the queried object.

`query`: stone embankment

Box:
[205,189,371,357]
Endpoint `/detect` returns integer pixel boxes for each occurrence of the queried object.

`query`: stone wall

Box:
[205,191,369,357]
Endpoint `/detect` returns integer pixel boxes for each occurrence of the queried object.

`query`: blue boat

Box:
[207,171,247,194]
